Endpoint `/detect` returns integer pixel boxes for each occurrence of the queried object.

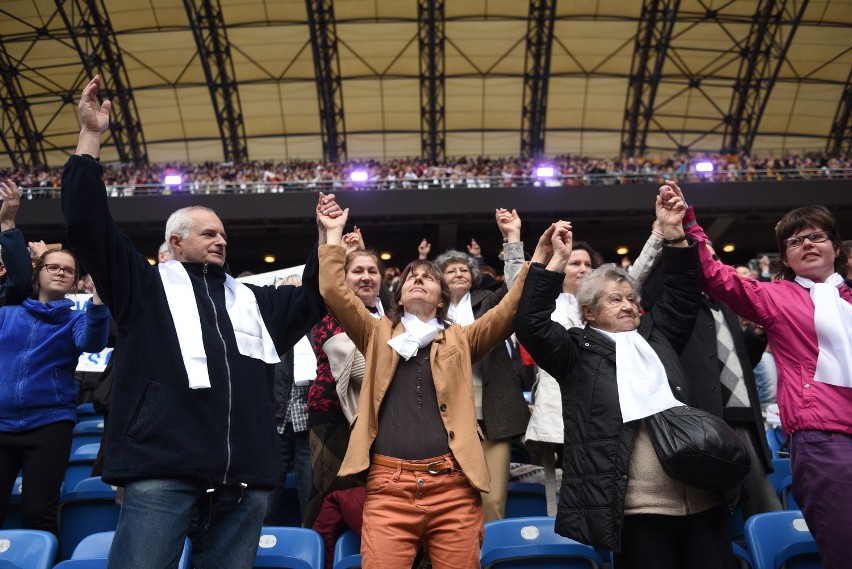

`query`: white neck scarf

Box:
[159,261,280,389]
[595,328,682,423]
[387,311,444,360]
[448,291,475,326]
[795,273,852,388]
[368,298,385,320]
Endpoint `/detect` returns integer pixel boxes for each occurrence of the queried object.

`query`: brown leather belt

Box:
[371,455,462,474]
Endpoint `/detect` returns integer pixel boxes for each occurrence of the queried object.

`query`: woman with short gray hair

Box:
[514,191,739,569]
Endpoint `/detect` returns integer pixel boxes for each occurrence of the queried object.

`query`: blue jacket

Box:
[62,155,328,489]
[0,298,110,432]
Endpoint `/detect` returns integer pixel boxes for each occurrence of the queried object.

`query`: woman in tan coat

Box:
[316,197,549,569]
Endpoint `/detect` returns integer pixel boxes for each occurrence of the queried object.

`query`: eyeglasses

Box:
[784,230,830,249]
[41,264,76,277]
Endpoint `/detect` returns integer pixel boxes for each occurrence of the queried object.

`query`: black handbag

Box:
[645,405,751,491]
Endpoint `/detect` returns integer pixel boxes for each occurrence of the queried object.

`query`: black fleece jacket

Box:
[61,155,326,489]
[514,243,702,552]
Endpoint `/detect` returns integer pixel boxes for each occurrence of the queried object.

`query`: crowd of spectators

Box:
[1,152,848,196]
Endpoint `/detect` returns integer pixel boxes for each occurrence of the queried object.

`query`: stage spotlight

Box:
[350,170,369,182]
[616,246,629,256]
[164,174,182,185]
[694,161,714,173]
[379,252,392,261]
[264,255,276,264]
[722,244,735,253]
[536,166,555,178]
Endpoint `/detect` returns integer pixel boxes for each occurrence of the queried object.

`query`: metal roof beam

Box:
[826,68,852,156]
[721,0,809,155]
[55,0,148,165]
[183,0,248,164]
[418,0,446,163]
[620,0,680,157]
[0,42,47,169]
[306,0,346,163]
[520,0,557,160]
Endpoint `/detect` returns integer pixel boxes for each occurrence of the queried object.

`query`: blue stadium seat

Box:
[76,403,103,423]
[58,478,120,560]
[332,529,361,569]
[255,526,325,569]
[70,531,191,568]
[744,511,821,569]
[765,427,788,458]
[1,479,23,530]
[0,529,58,569]
[776,475,800,511]
[480,516,604,568]
[64,445,100,493]
[52,560,107,568]
[505,482,548,519]
[0,559,23,569]
[732,541,753,569]
[766,458,791,495]
[70,421,105,455]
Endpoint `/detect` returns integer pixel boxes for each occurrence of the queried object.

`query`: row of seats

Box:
[0,512,821,569]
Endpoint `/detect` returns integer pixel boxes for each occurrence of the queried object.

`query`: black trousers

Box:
[0,421,74,536]
[614,507,738,569]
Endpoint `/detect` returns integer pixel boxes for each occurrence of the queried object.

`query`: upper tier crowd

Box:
[2,151,849,196]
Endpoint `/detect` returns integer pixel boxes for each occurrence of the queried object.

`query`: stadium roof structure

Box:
[1,0,850,169]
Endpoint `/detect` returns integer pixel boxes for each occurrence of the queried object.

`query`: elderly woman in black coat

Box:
[514,191,738,569]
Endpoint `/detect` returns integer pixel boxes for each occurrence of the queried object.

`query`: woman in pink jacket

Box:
[663,180,851,569]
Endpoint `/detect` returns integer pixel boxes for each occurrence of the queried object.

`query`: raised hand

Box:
[530,223,556,265]
[495,208,521,242]
[545,220,573,272]
[417,238,431,260]
[0,180,21,231]
[467,238,482,258]
[655,186,687,230]
[77,76,112,136]
[316,192,347,245]
[28,240,48,261]
[343,226,365,254]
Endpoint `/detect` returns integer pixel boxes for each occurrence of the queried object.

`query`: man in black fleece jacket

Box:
[62,75,340,569]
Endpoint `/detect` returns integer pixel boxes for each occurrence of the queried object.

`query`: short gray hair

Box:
[575,264,640,323]
[434,249,480,285]
[164,206,217,255]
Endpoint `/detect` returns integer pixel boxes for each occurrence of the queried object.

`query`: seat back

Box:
[58,482,120,560]
[71,531,192,568]
[332,529,361,569]
[505,483,548,519]
[481,517,604,569]
[0,529,59,569]
[255,527,325,569]
[776,476,800,511]
[64,445,100,494]
[766,458,791,495]
[0,480,23,530]
[744,511,821,569]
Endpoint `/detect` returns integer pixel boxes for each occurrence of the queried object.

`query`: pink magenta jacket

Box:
[683,207,852,437]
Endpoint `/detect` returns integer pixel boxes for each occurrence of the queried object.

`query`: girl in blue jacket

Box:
[0,248,109,536]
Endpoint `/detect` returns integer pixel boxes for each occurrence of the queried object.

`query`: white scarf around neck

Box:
[159,261,280,389]
[367,297,385,319]
[387,311,444,360]
[594,328,682,422]
[448,291,475,326]
[795,273,852,388]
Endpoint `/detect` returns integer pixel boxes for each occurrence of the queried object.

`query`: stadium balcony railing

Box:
[16,167,851,198]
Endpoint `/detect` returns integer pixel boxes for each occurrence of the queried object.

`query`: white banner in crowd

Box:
[71,264,317,379]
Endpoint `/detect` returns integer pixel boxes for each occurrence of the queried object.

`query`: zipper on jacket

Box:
[203,263,234,484]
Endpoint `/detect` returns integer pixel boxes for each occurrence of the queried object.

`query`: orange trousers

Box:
[360,454,484,569]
